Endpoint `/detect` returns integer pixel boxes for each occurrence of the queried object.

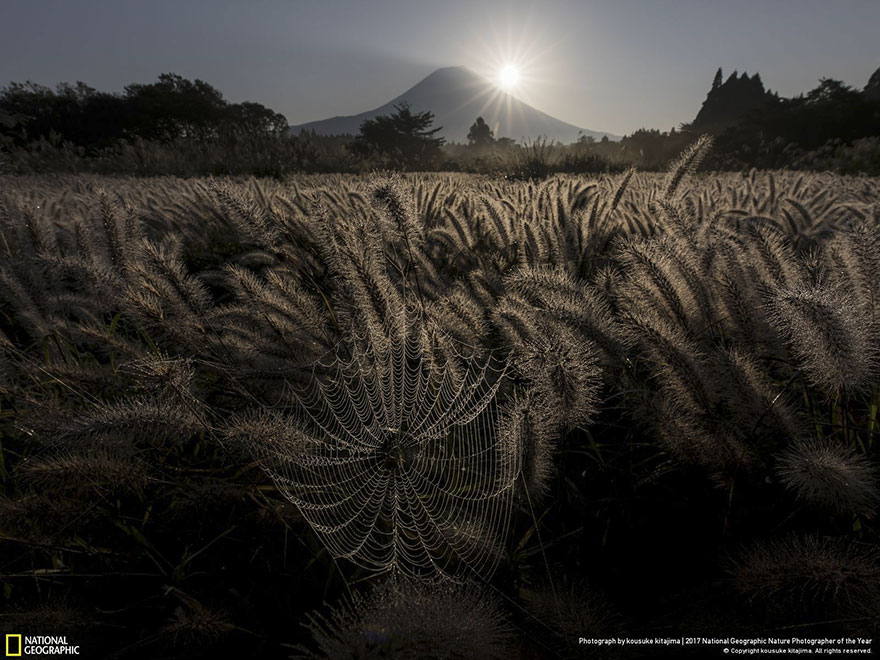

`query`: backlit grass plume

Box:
[496,389,556,503]
[514,323,601,431]
[776,438,879,515]
[767,281,877,394]
[298,579,513,660]
[728,535,880,617]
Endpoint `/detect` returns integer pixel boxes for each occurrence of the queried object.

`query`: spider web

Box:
[254,318,520,580]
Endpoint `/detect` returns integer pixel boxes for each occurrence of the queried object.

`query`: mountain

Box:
[288,66,617,144]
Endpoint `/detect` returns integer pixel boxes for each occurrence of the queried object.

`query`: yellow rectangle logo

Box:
[5,634,22,656]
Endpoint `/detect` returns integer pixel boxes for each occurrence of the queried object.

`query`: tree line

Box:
[0,73,287,150]
[2,68,878,176]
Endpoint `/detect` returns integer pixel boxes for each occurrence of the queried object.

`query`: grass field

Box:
[1,146,879,657]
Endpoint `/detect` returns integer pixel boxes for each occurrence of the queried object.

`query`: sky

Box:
[1,0,878,136]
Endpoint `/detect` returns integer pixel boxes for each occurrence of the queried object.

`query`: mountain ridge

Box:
[288,66,618,144]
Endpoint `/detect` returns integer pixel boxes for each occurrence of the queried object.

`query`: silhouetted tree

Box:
[0,73,289,150]
[0,81,127,148]
[123,73,227,141]
[865,66,880,101]
[224,101,288,138]
[704,74,880,170]
[348,102,444,169]
[467,116,494,146]
[687,69,775,135]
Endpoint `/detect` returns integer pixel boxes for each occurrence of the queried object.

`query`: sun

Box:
[498,65,520,91]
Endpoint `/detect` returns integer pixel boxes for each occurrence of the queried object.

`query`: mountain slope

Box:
[289,66,617,144]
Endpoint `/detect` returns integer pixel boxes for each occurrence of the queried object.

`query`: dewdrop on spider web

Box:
[243,311,521,581]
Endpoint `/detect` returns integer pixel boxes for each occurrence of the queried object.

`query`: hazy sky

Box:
[1,0,878,135]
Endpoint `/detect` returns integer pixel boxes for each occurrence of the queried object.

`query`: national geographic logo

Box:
[4,635,20,657]
[5,635,80,656]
